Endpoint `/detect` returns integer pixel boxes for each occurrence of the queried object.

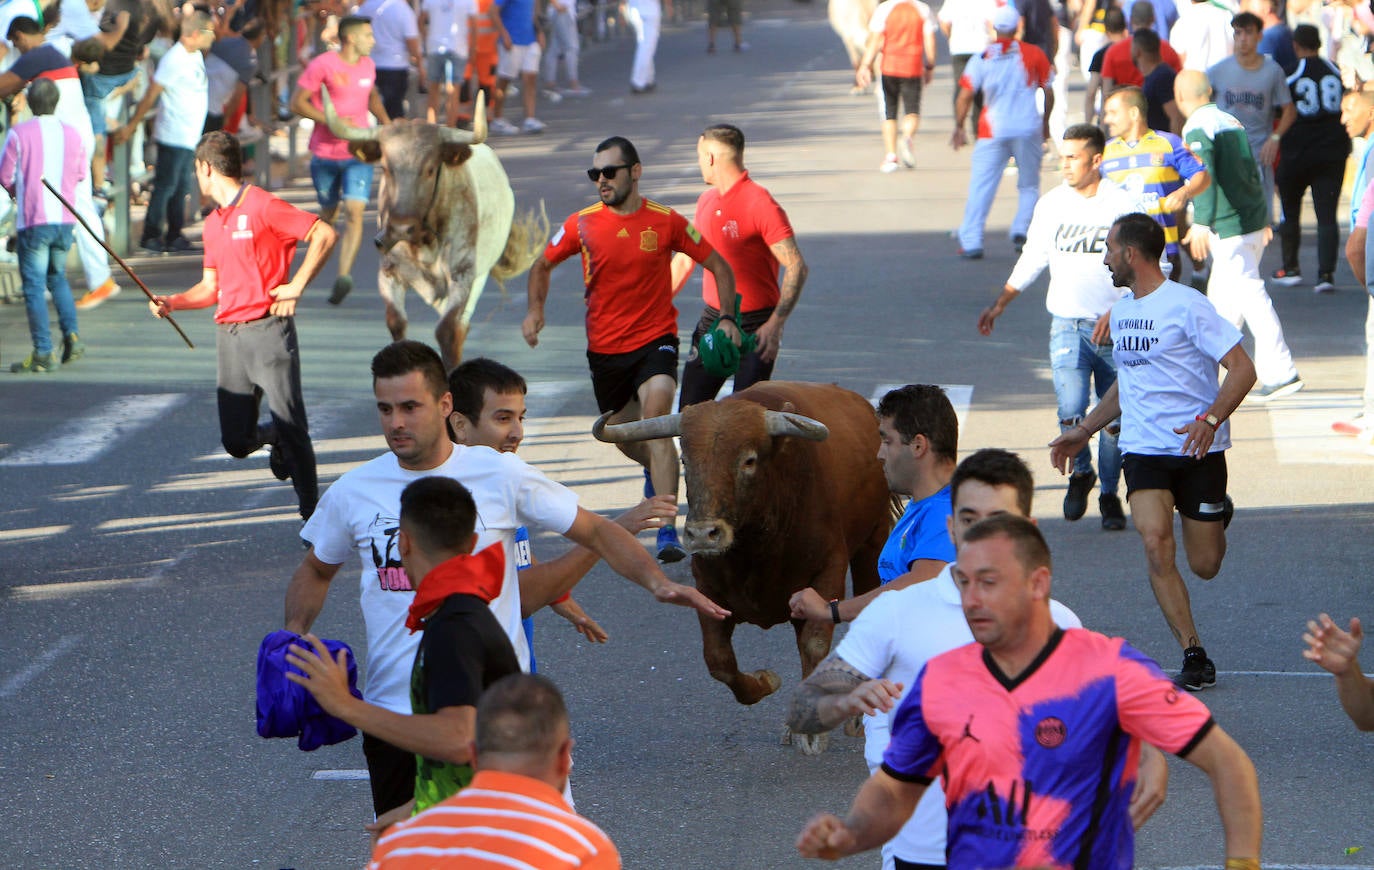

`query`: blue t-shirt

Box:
[877,486,955,583]
[515,526,536,673]
[1259,23,1297,75]
[495,0,537,46]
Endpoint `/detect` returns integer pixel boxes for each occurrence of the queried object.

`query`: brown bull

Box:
[594,382,893,754]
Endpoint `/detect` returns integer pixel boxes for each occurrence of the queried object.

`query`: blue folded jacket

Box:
[256,630,361,751]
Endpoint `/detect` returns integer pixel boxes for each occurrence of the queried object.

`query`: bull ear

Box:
[349,141,382,163]
[440,143,474,166]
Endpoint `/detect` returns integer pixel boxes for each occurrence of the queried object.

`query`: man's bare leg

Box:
[1180,515,1226,580]
[1129,489,1204,650]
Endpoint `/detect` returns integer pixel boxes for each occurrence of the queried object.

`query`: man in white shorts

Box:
[488,0,543,133]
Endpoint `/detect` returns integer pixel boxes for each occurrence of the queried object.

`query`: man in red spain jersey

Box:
[671,124,808,409]
[523,135,739,563]
[855,0,937,172]
[149,131,337,521]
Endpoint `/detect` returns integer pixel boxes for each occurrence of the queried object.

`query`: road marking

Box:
[1264,393,1371,465]
[312,769,371,781]
[0,635,80,698]
[8,577,158,601]
[96,505,301,536]
[871,384,973,433]
[0,394,186,466]
[0,524,70,544]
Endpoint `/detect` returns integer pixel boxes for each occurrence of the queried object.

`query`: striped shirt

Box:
[0,115,85,230]
[368,770,621,869]
[1100,130,1206,257]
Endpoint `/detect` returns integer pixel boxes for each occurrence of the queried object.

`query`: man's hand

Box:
[1048,426,1090,475]
[1129,744,1169,830]
[148,295,173,319]
[521,311,544,347]
[855,66,872,90]
[718,316,744,346]
[365,800,414,846]
[1162,187,1189,214]
[655,580,730,619]
[976,304,1003,336]
[754,315,785,362]
[838,679,905,718]
[796,812,855,860]
[1181,224,1211,262]
[615,495,678,534]
[283,633,356,716]
[1090,311,1112,345]
[950,127,968,150]
[789,587,832,623]
[551,598,610,643]
[268,283,303,317]
[1259,137,1279,168]
[109,124,133,145]
[1304,613,1364,676]
[1172,418,1215,459]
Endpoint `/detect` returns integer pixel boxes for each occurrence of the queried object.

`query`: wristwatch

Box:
[1195,413,1220,429]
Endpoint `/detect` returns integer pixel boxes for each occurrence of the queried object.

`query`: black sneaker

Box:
[329,275,353,305]
[1314,273,1335,294]
[1012,233,1027,254]
[1175,646,1216,691]
[1270,267,1302,286]
[268,441,292,481]
[1099,493,1126,531]
[140,237,167,256]
[1063,470,1096,521]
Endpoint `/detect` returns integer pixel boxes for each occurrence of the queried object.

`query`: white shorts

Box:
[498,41,542,78]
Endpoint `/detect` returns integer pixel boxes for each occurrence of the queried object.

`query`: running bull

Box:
[593,382,893,754]
[321,88,545,369]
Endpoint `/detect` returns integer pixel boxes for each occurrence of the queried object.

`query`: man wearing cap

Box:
[523,135,740,563]
[951,4,1054,260]
[671,123,808,409]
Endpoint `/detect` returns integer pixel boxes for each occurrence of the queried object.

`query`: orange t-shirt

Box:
[544,198,715,354]
[870,0,934,78]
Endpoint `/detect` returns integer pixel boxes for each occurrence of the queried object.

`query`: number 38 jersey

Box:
[1281,56,1352,161]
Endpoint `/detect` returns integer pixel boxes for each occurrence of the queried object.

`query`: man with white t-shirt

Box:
[356,0,424,121]
[111,10,213,255]
[420,0,476,125]
[936,0,991,139]
[284,340,729,817]
[977,124,1138,531]
[1051,213,1256,692]
[786,449,1167,870]
[1170,0,1234,71]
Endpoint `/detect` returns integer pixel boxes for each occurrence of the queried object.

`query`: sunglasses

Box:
[587,164,631,182]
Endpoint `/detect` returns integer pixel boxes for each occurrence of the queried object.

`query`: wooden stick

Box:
[41,178,194,349]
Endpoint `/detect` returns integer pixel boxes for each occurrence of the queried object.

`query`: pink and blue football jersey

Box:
[882,628,1214,869]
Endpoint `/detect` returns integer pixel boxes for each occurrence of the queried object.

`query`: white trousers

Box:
[73,177,111,290]
[626,0,660,88]
[1208,229,1299,386]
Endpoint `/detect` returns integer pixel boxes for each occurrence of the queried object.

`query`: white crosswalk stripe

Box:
[0,393,187,466]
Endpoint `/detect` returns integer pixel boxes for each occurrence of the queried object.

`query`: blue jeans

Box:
[957,133,1042,251]
[82,68,136,135]
[18,224,77,356]
[309,156,376,210]
[1050,316,1121,493]
[143,143,196,245]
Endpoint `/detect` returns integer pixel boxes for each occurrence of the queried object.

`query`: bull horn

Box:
[764,410,829,441]
[440,91,488,145]
[321,84,378,143]
[592,411,683,443]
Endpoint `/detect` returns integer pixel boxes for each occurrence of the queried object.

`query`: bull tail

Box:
[489,200,549,287]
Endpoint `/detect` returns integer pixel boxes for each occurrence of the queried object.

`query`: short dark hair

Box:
[1103,7,1127,33]
[950,449,1035,517]
[1128,0,1155,26]
[476,673,569,759]
[448,357,528,426]
[195,130,243,180]
[1231,11,1263,32]
[71,36,105,64]
[1132,26,1161,56]
[240,18,266,41]
[6,15,40,41]
[1293,23,1321,50]
[876,385,958,463]
[371,340,449,398]
[1062,122,1105,155]
[595,135,641,167]
[1112,212,1167,261]
[1110,85,1149,117]
[338,15,371,44]
[701,123,745,155]
[399,476,477,557]
[26,77,58,115]
[963,514,1052,573]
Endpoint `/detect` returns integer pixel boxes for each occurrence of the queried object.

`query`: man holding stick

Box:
[149,131,337,520]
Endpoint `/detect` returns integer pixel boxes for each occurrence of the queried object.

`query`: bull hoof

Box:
[782,725,829,755]
[843,715,865,738]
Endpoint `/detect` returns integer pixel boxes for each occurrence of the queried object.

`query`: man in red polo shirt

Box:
[1100,0,1182,92]
[523,135,739,563]
[149,131,337,521]
[671,124,808,409]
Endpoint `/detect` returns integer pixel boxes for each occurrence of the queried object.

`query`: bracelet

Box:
[718,313,738,326]
[1224,859,1260,870]
[829,599,842,625]
[1073,423,1091,437]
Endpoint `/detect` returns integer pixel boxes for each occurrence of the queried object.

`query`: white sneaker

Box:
[897,135,915,168]
[490,118,520,136]
[236,122,265,144]
[879,154,900,173]
[522,117,546,134]
[541,88,563,102]
[563,86,592,97]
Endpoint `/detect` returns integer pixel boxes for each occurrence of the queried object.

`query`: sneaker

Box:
[60,332,84,364]
[735,41,749,51]
[643,468,655,499]
[329,274,353,305]
[1221,494,1234,530]
[879,154,900,173]
[1099,493,1126,531]
[268,440,292,481]
[76,278,120,310]
[562,86,592,97]
[629,83,656,95]
[1175,646,1216,691]
[1315,273,1335,294]
[656,525,687,563]
[522,117,546,134]
[1250,375,1305,402]
[236,122,265,144]
[1063,470,1096,521]
[1270,267,1302,286]
[140,238,167,256]
[10,349,59,373]
[897,135,915,168]
[489,117,520,136]
[958,247,984,260]
[166,236,194,253]
[541,88,563,102]
[1012,233,1028,254]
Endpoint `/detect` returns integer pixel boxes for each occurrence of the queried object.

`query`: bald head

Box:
[1173,69,1212,118]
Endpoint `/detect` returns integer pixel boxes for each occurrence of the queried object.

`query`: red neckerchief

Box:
[405,544,506,633]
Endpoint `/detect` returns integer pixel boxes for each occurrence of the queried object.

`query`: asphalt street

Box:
[2,4,1373,868]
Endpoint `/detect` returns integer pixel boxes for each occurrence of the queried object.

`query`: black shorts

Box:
[708,0,741,26]
[1122,452,1228,522]
[881,74,924,120]
[361,732,416,816]
[587,334,679,414]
